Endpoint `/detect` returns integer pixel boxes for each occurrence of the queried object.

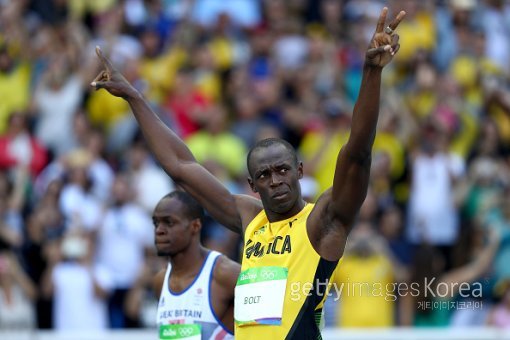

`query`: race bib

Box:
[234,266,288,326]
[159,324,201,339]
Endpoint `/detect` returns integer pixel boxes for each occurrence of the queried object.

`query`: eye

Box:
[153,218,173,228]
[258,171,268,179]
[280,168,288,173]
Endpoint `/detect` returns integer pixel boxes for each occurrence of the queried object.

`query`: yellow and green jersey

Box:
[235,204,338,339]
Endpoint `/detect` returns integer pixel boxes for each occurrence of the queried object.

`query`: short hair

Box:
[161,191,205,223]
[246,138,298,176]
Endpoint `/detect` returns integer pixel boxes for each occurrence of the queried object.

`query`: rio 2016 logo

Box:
[260,269,275,280]
[178,326,195,337]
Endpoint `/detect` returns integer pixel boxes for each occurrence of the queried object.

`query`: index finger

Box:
[375,7,389,33]
[387,10,406,31]
[95,46,114,71]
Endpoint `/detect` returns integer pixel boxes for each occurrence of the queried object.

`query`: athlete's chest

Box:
[242,217,307,265]
[157,285,208,323]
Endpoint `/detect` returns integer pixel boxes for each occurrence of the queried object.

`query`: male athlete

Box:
[153,191,239,339]
[92,7,405,339]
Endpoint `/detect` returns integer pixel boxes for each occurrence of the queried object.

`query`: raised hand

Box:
[90,46,138,98]
[366,7,406,68]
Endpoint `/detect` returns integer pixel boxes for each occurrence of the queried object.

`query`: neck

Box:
[169,242,207,275]
[265,198,306,223]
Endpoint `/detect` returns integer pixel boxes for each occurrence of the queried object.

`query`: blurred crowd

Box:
[1,0,510,332]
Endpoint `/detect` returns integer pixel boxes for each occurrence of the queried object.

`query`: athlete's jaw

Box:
[265,187,300,215]
[156,249,172,257]
[155,241,173,256]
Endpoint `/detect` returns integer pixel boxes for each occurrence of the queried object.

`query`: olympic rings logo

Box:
[178,326,194,337]
[261,269,275,280]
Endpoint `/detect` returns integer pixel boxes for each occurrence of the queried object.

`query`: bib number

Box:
[159,324,201,339]
[234,266,288,326]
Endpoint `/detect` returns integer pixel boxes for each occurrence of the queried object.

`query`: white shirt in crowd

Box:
[407,152,465,245]
[59,184,103,231]
[0,285,35,330]
[34,75,82,156]
[96,203,154,289]
[52,262,113,330]
[131,161,174,213]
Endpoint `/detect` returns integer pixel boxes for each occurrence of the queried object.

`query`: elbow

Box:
[160,159,186,182]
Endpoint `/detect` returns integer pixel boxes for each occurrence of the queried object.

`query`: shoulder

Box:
[212,254,240,289]
[153,267,167,298]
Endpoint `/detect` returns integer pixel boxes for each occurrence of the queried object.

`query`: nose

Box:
[155,223,166,235]
[270,172,282,187]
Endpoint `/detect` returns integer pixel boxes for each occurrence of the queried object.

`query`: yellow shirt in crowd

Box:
[332,254,395,328]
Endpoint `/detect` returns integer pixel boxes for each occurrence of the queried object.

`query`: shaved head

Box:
[247,138,298,176]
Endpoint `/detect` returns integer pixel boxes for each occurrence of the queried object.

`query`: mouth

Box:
[272,191,289,200]
[155,241,171,247]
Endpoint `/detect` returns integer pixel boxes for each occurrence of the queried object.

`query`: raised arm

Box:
[309,8,405,261]
[90,47,260,233]
[333,8,405,221]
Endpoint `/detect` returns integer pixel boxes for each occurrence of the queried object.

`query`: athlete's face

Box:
[248,144,303,217]
[152,197,199,257]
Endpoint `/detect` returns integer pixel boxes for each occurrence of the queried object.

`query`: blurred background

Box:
[0,0,510,338]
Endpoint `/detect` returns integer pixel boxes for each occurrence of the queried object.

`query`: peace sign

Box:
[90,46,138,99]
[366,7,406,68]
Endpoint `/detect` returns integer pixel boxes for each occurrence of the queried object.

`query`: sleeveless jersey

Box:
[235,203,338,339]
[157,251,233,340]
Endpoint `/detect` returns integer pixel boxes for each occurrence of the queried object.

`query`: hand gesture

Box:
[366,7,406,68]
[90,46,137,99]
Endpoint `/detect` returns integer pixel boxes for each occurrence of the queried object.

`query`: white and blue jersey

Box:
[156,251,233,339]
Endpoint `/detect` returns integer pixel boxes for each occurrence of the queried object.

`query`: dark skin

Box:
[91,7,405,261]
[152,197,239,332]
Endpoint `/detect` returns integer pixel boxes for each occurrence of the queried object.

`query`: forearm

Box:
[92,46,245,232]
[126,92,196,179]
[329,65,382,225]
[346,65,383,156]
[125,92,243,230]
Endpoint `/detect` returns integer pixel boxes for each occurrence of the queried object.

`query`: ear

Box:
[297,162,303,179]
[247,177,257,193]
[190,219,202,235]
